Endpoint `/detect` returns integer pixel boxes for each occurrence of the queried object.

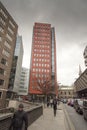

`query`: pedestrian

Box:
[9,103,28,130]
[50,98,53,107]
[53,97,57,116]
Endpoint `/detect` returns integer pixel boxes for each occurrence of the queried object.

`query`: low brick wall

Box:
[0,105,43,130]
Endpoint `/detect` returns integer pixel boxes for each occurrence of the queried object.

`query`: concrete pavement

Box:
[28,103,66,130]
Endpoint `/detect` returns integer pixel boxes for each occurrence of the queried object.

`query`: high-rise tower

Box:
[29,22,57,98]
[0,2,18,107]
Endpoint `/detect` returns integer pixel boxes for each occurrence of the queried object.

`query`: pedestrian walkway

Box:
[28,104,66,130]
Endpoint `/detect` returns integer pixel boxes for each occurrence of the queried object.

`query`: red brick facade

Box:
[29,23,57,95]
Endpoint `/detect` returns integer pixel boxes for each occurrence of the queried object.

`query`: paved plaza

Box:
[28,104,66,130]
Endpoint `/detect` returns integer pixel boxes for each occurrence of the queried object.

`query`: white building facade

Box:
[58,86,74,99]
[19,67,29,95]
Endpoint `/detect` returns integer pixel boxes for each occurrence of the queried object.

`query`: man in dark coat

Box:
[53,97,57,116]
[9,103,28,130]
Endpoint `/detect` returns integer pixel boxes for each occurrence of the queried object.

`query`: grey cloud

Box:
[1,0,87,47]
[1,0,87,85]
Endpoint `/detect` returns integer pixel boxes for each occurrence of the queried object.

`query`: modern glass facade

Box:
[8,35,23,94]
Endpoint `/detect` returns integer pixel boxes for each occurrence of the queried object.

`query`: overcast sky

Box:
[1,0,87,86]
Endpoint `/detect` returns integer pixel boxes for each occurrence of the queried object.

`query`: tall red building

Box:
[29,22,58,98]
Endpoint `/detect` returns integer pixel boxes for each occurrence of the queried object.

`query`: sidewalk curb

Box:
[62,104,75,130]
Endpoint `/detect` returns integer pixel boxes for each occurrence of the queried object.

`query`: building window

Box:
[0,17,6,26]
[19,90,27,93]
[4,41,11,49]
[9,20,15,28]
[2,49,10,57]
[0,26,4,33]
[8,27,14,35]
[0,92,2,98]
[0,9,7,19]
[0,68,4,75]
[1,58,7,65]
[0,36,2,42]
[0,79,4,85]
[69,92,71,95]
[6,33,13,41]
[33,68,35,72]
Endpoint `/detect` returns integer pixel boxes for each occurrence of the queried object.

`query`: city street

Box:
[28,104,66,130]
[64,104,87,130]
[0,0,87,130]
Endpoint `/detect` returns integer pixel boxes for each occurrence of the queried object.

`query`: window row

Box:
[35,23,50,28]
[0,79,4,85]
[6,33,13,42]
[60,91,72,95]
[34,44,50,48]
[0,17,6,26]
[33,63,49,67]
[9,20,15,29]
[19,90,27,93]
[34,54,50,58]
[34,40,50,44]
[0,68,5,75]
[34,34,50,39]
[33,58,50,62]
[0,25,14,37]
[33,54,50,57]
[0,9,8,19]
[0,26,4,33]
[2,49,10,57]
[34,32,50,37]
[34,36,50,40]
[33,49,50,53]
[1,58,7,65]
[32,73,49,78]
[35,28,50,32]
[8,26,14,35]
[4,40,11,49]
[32,68,50,72]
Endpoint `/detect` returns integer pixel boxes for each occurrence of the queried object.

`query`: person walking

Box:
[53,97,57,116]
[50,98,53,108]
[9,103,28,130]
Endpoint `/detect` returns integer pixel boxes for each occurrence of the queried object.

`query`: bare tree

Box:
[35,76,52,103]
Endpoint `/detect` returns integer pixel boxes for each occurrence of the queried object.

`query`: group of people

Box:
[8,97,58,130]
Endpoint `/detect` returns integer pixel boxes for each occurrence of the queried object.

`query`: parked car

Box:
[70,99,74,107]
[83,100,87,120]
[63,99,67,103]
[75,99,83,114]
[61,98,67,103]
[67,99,74,107]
